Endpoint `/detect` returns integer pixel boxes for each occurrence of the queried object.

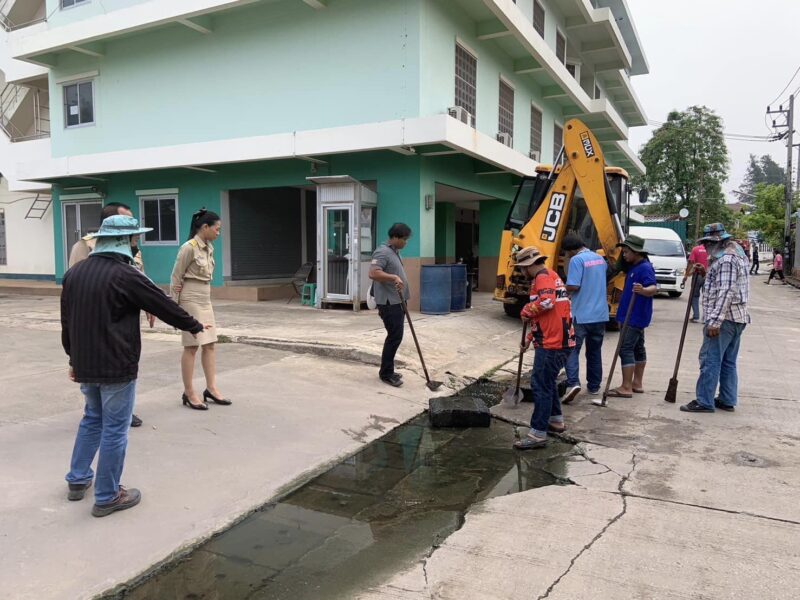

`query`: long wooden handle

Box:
[401,300,432,384]
[671,274,701,379]
[602,294,637,396]
[515,322,529,393]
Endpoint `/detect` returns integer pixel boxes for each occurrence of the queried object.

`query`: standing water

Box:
[110,382,573,600]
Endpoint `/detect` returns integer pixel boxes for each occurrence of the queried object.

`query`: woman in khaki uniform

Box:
[170,209,232,410]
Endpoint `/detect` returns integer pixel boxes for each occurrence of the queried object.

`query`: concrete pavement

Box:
[361,274,800,599]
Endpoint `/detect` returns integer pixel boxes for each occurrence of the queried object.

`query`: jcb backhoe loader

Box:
[494,118,633,320]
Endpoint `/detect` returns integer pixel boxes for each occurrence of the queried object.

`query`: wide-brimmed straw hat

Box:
[514,246,548,267]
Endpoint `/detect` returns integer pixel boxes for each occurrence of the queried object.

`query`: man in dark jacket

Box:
[62,215,205,517]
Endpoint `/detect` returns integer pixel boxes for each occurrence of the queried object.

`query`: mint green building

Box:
[6,0,647,305]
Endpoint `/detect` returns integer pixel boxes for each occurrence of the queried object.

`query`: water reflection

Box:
[117,413,572,600]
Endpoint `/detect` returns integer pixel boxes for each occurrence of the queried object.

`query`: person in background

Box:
[62,215,205,516]
[607,235,658,398]
[562,233,608,402]
[513,246,575,450]
[368,223,412,388]
[765,249,786,285]
[682,240,709,323]
[681,223,750,413]
[171,209,230,410]
[66,202,147,428]
[750,244,760,275]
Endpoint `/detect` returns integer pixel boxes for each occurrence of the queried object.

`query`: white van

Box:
[629,226,687,297]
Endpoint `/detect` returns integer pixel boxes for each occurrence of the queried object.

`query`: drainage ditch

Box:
[108,380,574,600]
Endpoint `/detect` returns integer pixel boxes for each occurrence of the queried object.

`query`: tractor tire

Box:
[503,301,524,318]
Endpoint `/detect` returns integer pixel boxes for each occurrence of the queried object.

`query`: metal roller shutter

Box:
[229,187,302,280]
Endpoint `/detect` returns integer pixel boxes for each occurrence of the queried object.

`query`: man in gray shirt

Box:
[369,223,412,387]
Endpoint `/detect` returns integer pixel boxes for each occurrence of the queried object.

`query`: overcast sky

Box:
[626,0,800,198]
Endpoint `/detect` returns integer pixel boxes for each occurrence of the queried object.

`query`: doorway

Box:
[62,201,102,270]
[323,205,351,300]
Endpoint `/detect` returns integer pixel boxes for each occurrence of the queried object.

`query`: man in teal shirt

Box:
[563,234,608,402]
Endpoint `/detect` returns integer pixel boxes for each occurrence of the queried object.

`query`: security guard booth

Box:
[308,176,377,311]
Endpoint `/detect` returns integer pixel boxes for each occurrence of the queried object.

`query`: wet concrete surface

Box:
[110,382,573,600]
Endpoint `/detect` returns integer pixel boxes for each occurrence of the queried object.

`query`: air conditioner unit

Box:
[529,150,541,161]
[497,132,513,147]
[448,106,475,128]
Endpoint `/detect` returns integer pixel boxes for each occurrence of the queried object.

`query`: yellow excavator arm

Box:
[495,119,628,318]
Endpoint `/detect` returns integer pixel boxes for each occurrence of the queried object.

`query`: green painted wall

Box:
[435,202,455,260]
[53,151,427,283]
[420,0,567,161]
[49,0,421,157]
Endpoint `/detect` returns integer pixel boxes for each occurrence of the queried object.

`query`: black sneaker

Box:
[130,414,143,428]
[714,398,735,412]
[380,374,403,388]
[67,480,92,501]
[92,486,141,518]
[679,400,715,413]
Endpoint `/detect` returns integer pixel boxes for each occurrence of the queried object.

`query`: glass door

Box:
[63,201,102,269]
[323,205,352,300]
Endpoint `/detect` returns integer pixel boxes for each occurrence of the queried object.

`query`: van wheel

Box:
[503,302,523,318]
[667,291,682,298]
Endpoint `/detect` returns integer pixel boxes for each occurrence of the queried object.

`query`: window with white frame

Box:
[556,30,567,65]
[566,62,580,81]
[533,1,545,38]
[498,79,514,139]
[0,209,6,266]
[61,0,90,9]
[455,43,477,125]
[553,123,564,163]
[140,196,178,245]
[595,83,603,99]
[530,105,543,158]
[64,80,94,128]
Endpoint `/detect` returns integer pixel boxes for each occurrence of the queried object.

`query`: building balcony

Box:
[1,0,46,32]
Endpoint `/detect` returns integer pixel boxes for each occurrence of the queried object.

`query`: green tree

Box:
[735,154,785,201]
[742,183,798,247]
[634,106,729,238]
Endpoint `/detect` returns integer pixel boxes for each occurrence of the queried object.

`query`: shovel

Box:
[593,295,636,407]
[503,321,529,406]
[400,299,444,391]
[665,274,701,403]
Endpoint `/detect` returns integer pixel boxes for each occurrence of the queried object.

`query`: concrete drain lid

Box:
[733,452,768,467]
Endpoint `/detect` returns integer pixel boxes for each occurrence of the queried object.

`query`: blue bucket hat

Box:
[697,222,732,243]
[88,215,152,238]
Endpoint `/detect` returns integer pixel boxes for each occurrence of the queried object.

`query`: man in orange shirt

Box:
[513,246,576,450]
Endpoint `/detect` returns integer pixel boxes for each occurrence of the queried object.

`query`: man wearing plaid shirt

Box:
[681,223,750,413]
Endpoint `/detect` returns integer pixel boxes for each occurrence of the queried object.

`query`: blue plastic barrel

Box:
[450,264,467,312]
[420,265,452,315]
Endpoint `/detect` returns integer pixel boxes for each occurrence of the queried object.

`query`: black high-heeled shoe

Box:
[203,389,232,406]
[182,393,208,411]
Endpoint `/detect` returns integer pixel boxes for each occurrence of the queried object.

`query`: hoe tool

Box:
[502,321,529,406]
[401,300,443,391]
[593,296,637,407]
[665,274,701,403]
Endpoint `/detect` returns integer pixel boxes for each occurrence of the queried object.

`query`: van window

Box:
[643,239,685,257]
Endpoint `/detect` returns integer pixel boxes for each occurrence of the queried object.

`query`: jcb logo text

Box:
[541,193,567,241]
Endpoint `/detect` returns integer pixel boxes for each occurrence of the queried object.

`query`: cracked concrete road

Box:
[361,277,800,599]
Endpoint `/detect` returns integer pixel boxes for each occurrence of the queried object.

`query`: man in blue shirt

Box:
[607,234,658,398]
[563,233,608,402]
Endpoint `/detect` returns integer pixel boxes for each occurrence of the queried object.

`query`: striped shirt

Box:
[61,253,203,383]
[703,243,750,328]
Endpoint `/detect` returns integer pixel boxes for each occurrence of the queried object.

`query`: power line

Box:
[647,119,779,142]
[768,65,800,107]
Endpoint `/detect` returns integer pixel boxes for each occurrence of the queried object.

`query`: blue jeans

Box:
[691,274,705,320]
[695,322,746,409]
[619,326,646,368]
[65,380,137,504]
[530,348,571,437]
[565,322,605,392]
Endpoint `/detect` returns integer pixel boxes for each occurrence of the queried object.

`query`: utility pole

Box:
[693,171,704,242]
[767,95,795,270]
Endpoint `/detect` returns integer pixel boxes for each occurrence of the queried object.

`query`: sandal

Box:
[632,388,645,394]
[605,389,633,399]
[547,423,567,434]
